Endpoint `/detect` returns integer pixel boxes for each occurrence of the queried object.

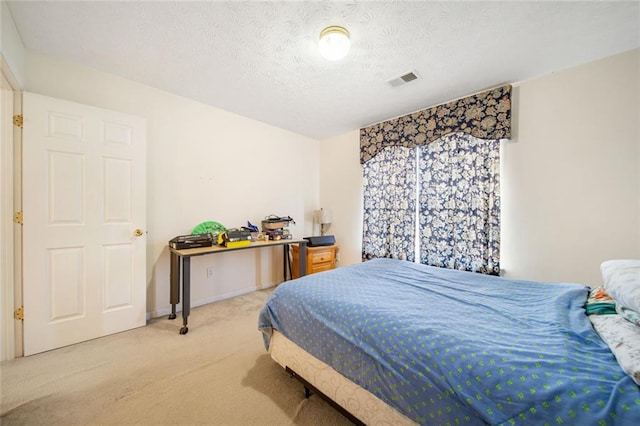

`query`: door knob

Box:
[134,229,144,236]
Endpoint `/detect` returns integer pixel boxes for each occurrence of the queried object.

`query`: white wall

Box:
[319,130,363,266]
[320,48,640,286]
[24,52,320,318]
[501,48,639,286]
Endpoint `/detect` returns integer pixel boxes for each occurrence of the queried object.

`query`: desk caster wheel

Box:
[168,313,176,320]
[179,326,188,335]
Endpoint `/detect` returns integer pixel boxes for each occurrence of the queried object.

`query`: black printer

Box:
[303,235,336,247]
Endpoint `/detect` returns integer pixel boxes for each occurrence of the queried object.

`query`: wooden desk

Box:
[169,239,307,334]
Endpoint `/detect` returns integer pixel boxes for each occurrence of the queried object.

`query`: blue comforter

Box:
[258,258,640,425]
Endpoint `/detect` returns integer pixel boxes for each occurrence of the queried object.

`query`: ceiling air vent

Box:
[387,71,419,87]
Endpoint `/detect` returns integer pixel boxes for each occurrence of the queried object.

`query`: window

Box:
[418,133,500,274]
[362,133,500,274]
[360,85,511,275]
[362,145,416,262]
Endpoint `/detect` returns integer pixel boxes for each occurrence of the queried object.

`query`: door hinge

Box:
[14,307,24,321]
[13,211,23,225]
[13,114,23,128]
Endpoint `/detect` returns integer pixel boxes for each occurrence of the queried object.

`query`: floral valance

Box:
[359,85,512,164]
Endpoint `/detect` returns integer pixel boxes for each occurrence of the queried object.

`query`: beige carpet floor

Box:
[0,289,354,425]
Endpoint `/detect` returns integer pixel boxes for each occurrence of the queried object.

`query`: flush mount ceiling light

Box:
[318,26,350,61]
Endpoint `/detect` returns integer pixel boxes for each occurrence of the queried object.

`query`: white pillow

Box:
[600,259,640,313]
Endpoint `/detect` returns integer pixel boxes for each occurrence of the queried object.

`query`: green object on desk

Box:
[192,221,226,235]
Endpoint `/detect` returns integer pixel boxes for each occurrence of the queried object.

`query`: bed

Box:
[258,258,640,425]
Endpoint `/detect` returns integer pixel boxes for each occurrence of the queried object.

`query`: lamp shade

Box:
[318,26,350,61]
[314,208,332,224]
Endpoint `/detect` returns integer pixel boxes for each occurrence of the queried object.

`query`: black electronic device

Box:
[169,233,214,250]
[304,235,336,247]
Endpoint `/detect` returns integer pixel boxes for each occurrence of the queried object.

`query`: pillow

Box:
[600,259,640,313]
[617,305,640,327]
[590,314,640,386]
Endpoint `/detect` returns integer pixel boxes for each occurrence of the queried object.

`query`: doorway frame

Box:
[1,55,23,360]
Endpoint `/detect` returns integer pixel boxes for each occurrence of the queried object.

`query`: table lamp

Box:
[314,208,332,236]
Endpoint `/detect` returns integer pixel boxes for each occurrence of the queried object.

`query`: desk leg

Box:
[169,251,180,320]
[180,256,191,335]
[283,245,292,281]
[298,243,307,277]
[282,245,286,280]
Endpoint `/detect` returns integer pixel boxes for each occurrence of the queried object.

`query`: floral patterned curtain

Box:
[360,85,510,273]
[362,146,416,262]
[360,85,511,164]
[418,133,501,274]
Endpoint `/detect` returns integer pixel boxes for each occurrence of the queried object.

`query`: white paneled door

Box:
[22,93,146,356]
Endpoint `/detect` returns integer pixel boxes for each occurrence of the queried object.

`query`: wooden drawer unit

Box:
[292,244,338,278]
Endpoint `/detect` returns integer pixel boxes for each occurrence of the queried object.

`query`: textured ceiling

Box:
[6,1,640,140]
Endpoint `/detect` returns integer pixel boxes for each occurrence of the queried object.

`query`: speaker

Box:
[304,235,336,247]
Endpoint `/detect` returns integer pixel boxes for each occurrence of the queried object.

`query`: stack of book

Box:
[261,216,294,240]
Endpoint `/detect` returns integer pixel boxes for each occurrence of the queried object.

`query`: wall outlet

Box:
[206,266,215,278]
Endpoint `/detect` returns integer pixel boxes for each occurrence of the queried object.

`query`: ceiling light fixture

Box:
[318,26,350,61]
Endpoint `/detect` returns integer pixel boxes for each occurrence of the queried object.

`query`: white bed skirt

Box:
[269,330,416,426]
